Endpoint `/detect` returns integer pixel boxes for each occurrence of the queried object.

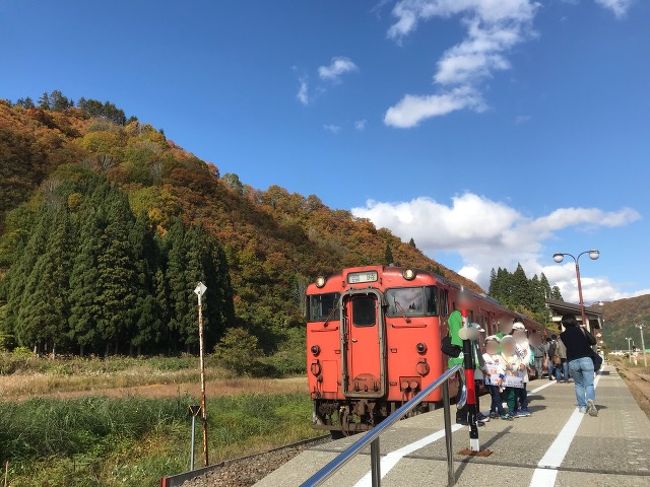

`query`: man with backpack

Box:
[547,335,562,381]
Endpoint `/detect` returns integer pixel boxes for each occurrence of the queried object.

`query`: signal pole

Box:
[194,281,209,467]
[636,324,647,368]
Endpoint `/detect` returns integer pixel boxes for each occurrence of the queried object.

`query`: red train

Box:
[305,265,543,436]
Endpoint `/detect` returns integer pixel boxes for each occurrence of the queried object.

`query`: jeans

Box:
[562,360,569,381]
[568,357,595,408]
[488,385,505,415]
[514,383,528,411]
[552,363,562,381]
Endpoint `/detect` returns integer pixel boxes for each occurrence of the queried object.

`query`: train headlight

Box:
[402,269,416,280]
[416,342,427,354]
[315,276,326,288]
[310,345,321,356]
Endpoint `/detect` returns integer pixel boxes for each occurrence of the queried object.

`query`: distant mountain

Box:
[600,294,650,350]
[0,95,481,354]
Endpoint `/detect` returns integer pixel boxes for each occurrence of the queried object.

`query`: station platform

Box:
[255,366,650,487]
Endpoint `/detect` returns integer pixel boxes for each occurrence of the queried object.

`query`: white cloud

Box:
[318,57,358,82]
[297,77,309,105]
[351,192,642,300]
[595,0,634,18]
[323,123,341,134]
[384,86,485,128]
[384,1,539,126]
[354,119,367,130]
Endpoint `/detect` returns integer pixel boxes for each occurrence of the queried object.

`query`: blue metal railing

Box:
[301,364,464,487]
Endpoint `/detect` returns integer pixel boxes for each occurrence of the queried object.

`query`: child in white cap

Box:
[512,322,532,417]
[483,335,512,420]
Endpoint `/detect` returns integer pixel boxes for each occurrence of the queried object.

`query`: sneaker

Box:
[514,410,528,418]
[578,406,587,414]
[587,399,598,417]
[520,408,531,417]
[500,413,514,421]
[477,412,490,422]
[489,411,499,420]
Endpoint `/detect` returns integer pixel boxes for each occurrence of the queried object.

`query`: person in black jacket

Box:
[559,314,598,416]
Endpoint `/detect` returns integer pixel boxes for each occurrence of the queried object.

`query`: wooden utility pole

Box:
[194,281,209,467]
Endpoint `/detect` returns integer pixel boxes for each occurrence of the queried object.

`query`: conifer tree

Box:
[68,204,103,355]
[384,243,394,265]
[488,268,497,295]
[16,208,75,353]
[551,286,563,301]
[95,189,137,354]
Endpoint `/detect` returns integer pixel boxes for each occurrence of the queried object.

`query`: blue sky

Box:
[1,0,648,301]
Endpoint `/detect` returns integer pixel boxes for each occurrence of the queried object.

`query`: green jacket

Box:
[447,310,481,370]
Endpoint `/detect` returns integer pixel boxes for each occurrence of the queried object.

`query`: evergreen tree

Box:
[16,208,75,353]
[11,211,54,349]
[166,219,190,352]
[16,97,35,109]
[408,238,416,248]
[38,92,51,110]
[68,204,103,355]
[488,268,497,296]
[551,286,564,301]
[530,274,546,315]
[512,263,531,309]
[540,273,551,300]
[50,90,73,111]
[95,189,138,355]
[384,243,394,265]
[129,212,160,354]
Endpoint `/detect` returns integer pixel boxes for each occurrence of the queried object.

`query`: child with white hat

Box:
[512,322,532,417]
[483,335,513,420]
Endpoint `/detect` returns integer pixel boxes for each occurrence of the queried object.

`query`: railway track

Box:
[164,434,331,487]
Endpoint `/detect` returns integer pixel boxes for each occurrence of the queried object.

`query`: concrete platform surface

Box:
[254,366,650,487]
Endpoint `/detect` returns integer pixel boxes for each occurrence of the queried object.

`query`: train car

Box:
[305,265,543,436]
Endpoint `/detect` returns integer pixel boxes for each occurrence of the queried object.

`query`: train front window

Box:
[352,295,376,327]
[386,286,437,317]
[307,293,340,322]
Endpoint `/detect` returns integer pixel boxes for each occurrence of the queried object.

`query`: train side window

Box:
[352,295,376,327]
[307,293,340,322]
[425,286,437,315]
[439,289,449,316]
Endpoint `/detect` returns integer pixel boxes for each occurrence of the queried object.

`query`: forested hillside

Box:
[0,93,480,356]
[600,294,650,350]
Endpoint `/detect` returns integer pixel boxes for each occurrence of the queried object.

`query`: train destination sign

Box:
[347,271,378,284]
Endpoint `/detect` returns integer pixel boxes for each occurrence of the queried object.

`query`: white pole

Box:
[194,282,209,467]
[638,324,647,368]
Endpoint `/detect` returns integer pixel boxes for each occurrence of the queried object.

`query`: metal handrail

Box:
[300,364,463,487]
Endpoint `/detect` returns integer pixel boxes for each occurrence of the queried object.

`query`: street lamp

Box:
[636,323,647,367]
[552,249,600,330]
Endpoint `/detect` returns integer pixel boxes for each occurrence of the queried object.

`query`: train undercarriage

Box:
[312,398,434,438]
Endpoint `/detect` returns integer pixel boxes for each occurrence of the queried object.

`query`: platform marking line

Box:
[529,379,557,395]
[353,423,464,487]
[529,370,603,487]
[353,379,558,486]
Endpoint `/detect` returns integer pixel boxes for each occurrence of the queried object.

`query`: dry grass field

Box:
[0,354,314,487]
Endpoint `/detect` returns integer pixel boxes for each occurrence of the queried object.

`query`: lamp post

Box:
[636,323,647,367]
[552,249,600,330]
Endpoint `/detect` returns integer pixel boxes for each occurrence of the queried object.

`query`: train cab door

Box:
[341,290,386,398]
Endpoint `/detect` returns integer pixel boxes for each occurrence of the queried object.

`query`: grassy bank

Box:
[1,392,316,487]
